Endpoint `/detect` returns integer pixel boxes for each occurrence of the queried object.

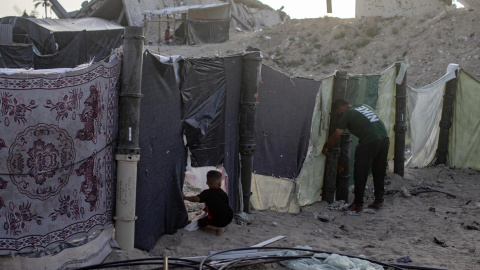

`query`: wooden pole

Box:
[173,14,176,44]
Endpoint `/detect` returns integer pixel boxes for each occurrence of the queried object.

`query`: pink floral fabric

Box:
[0,59,120,254]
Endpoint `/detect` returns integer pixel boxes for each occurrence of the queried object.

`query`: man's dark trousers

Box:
[353,137,390,205]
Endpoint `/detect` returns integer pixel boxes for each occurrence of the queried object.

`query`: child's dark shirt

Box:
[197,188,233,227]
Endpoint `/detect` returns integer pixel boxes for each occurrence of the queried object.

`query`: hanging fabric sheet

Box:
[296,75,334,207]
[135,51,189,251]
[376,65,397,161]
[250,68,325,213]
[0,58,120,255]
[253,65,320,179]
[448,70,480,170]
[407,64,458,168]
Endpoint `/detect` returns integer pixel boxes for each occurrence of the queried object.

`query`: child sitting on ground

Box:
[183,170,233,236]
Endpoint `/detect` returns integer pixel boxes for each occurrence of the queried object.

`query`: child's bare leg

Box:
[215,227,225,236]
[201,225,225,236]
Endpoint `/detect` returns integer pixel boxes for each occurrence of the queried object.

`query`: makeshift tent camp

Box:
[75,0,282,31]
[143,3,230,45]
[0,17,123,69]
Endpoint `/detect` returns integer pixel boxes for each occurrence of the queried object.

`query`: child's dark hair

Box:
[333,99,350,110]
[207,170,222,183]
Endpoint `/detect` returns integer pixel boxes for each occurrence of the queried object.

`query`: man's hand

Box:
[322,145,328,155]
[322,129,344,155]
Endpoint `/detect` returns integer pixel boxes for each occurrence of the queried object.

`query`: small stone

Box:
[272,221,278,227]
[315,213,335,222]
[403,174,416,181]
[401,186,411,197]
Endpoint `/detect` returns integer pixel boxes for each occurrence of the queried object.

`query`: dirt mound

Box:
[155,6,480,87]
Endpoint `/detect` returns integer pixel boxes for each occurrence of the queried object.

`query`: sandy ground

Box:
[105,165,480,270]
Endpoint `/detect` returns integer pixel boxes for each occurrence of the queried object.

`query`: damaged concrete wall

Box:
[230,3,282,31]
[356,0,449,18]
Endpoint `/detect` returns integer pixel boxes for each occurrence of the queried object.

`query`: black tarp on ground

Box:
[253,65,321,179]
[181,58,227,167]
[135,51,188,251]
[0,17,123,68]
[0,44,33,68]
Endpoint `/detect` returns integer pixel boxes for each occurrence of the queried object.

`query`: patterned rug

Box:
[0,59,120,255]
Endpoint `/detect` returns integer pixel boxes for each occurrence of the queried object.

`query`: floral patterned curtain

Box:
[0,59,119,254]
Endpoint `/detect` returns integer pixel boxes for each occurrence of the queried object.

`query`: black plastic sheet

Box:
[180,58,227,167]
[187,19,230,45]
[253,65,321,179]
[0,44,33,68]
[134,51,188,251]
[0,17,123,69]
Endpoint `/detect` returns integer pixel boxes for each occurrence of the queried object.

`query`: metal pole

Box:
[49,0,71,19]
[394,60,407,176]
[322,70,347,204]
[335,133,351,202]
[239,51,262,213]
[436,72,458,164]
[114,26,144,251]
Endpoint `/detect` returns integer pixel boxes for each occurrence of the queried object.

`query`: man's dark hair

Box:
[333,99,350,110]
[207,170,222,182]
